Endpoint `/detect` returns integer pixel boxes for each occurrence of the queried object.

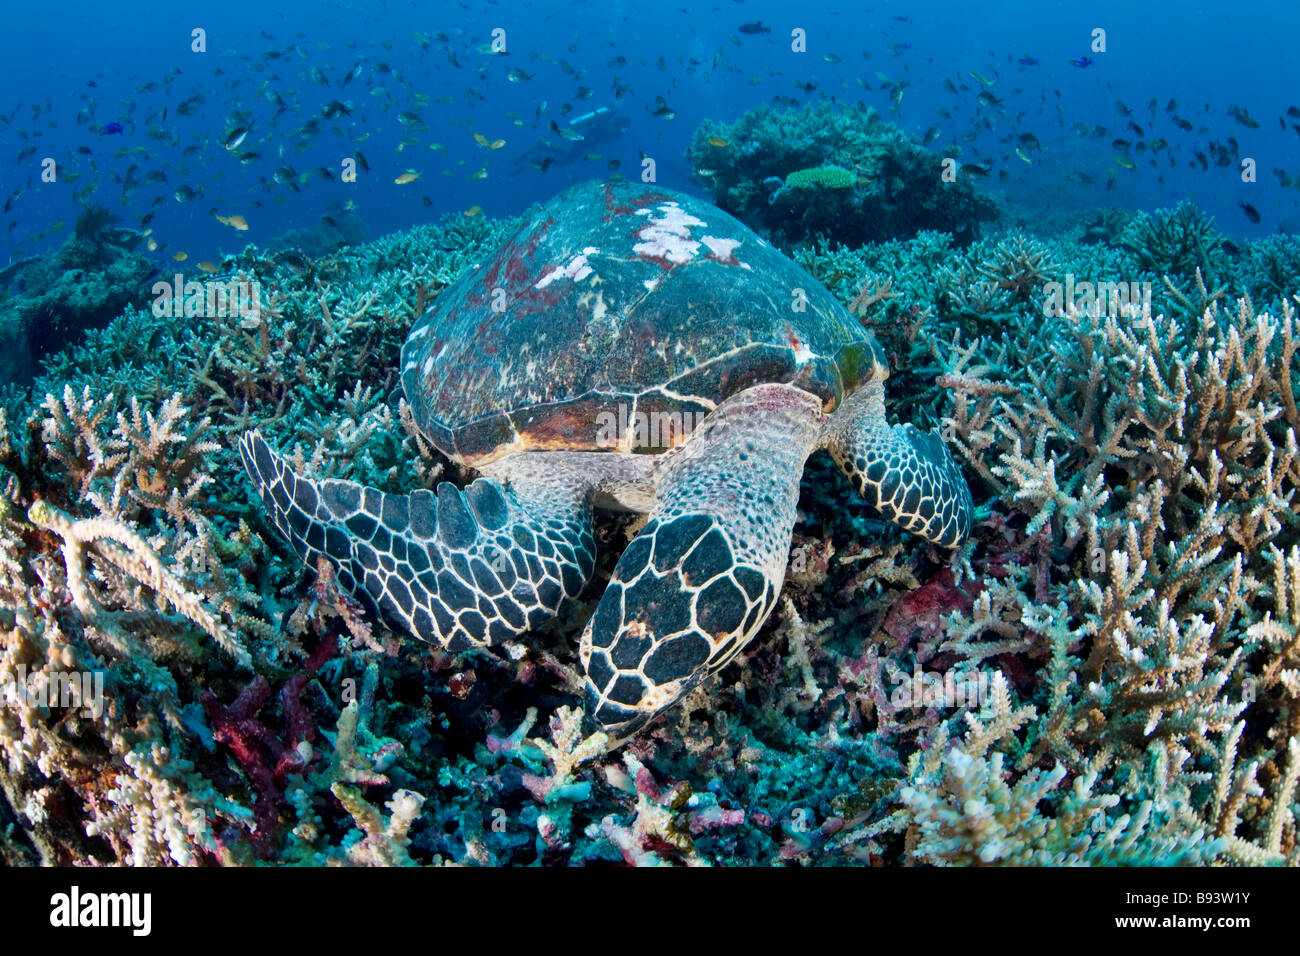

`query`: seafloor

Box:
[1,104,1298,866]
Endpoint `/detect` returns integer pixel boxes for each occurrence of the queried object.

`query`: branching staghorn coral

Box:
[28,500,246,667]
[329,784,427,866]
[1248,545,1300,738]
[787,213,1300,867]
[526,705,609,800]
[840,673,1227,865]
[916,298,1300,862]
[1118,201,1230,289]
[39,385,124,501]
[976,232,1061,306]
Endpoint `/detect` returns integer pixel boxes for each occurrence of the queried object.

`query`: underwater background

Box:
[1,0,1298,865]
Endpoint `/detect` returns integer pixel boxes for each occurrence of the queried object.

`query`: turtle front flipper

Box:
[824,379,972,549]
[239,432,594,650]
[580,384,825,738]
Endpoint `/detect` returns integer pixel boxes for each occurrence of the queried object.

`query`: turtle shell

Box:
[401,179,887,466]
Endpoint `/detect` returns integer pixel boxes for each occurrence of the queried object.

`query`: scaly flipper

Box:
[824,379,972,549]
[239,432,595,650]
[579,384,826,737]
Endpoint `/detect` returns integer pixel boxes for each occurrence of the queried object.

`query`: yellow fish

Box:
[196,260,219,274]
[473,132,490,147]
[172,251,188,261]
[394,170,421,184]
[1114,155,1136,170]
[146,238,158,251]
[489,139,506,150]
[463,205,482,217]
[1015,147,1031,164]
[707,136,729,148]
[470,167,488,180]
[215,212,250,231]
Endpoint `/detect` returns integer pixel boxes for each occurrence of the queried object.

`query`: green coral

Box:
[784,164,858,190]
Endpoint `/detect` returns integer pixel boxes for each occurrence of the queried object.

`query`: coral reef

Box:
[687,102,998,247]
[0,172,1297,866]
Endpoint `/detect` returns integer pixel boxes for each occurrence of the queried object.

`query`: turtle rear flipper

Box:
[239,431,595,650]
[579,384,825,738]
[825,379,972,549]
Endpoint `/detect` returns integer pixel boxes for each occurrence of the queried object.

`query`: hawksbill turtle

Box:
[240,179,973,740]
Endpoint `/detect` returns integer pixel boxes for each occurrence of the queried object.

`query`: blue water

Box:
[0,0,1296,267]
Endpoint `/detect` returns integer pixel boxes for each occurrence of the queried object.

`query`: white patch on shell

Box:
[633,203,706,264]
[534,246,599,289]
[422,356,434,376]
[700,235,749,268]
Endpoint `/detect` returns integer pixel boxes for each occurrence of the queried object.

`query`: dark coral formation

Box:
[687,102,999,247]
[0,206,156,385]
[266,201,372,259]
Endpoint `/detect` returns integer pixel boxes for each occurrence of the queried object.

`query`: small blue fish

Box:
[101,122,123,135]
[1017,54,1039,66]
[1069,56,1093,68]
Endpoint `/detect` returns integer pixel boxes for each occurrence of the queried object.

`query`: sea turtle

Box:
[240,179,972,740]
